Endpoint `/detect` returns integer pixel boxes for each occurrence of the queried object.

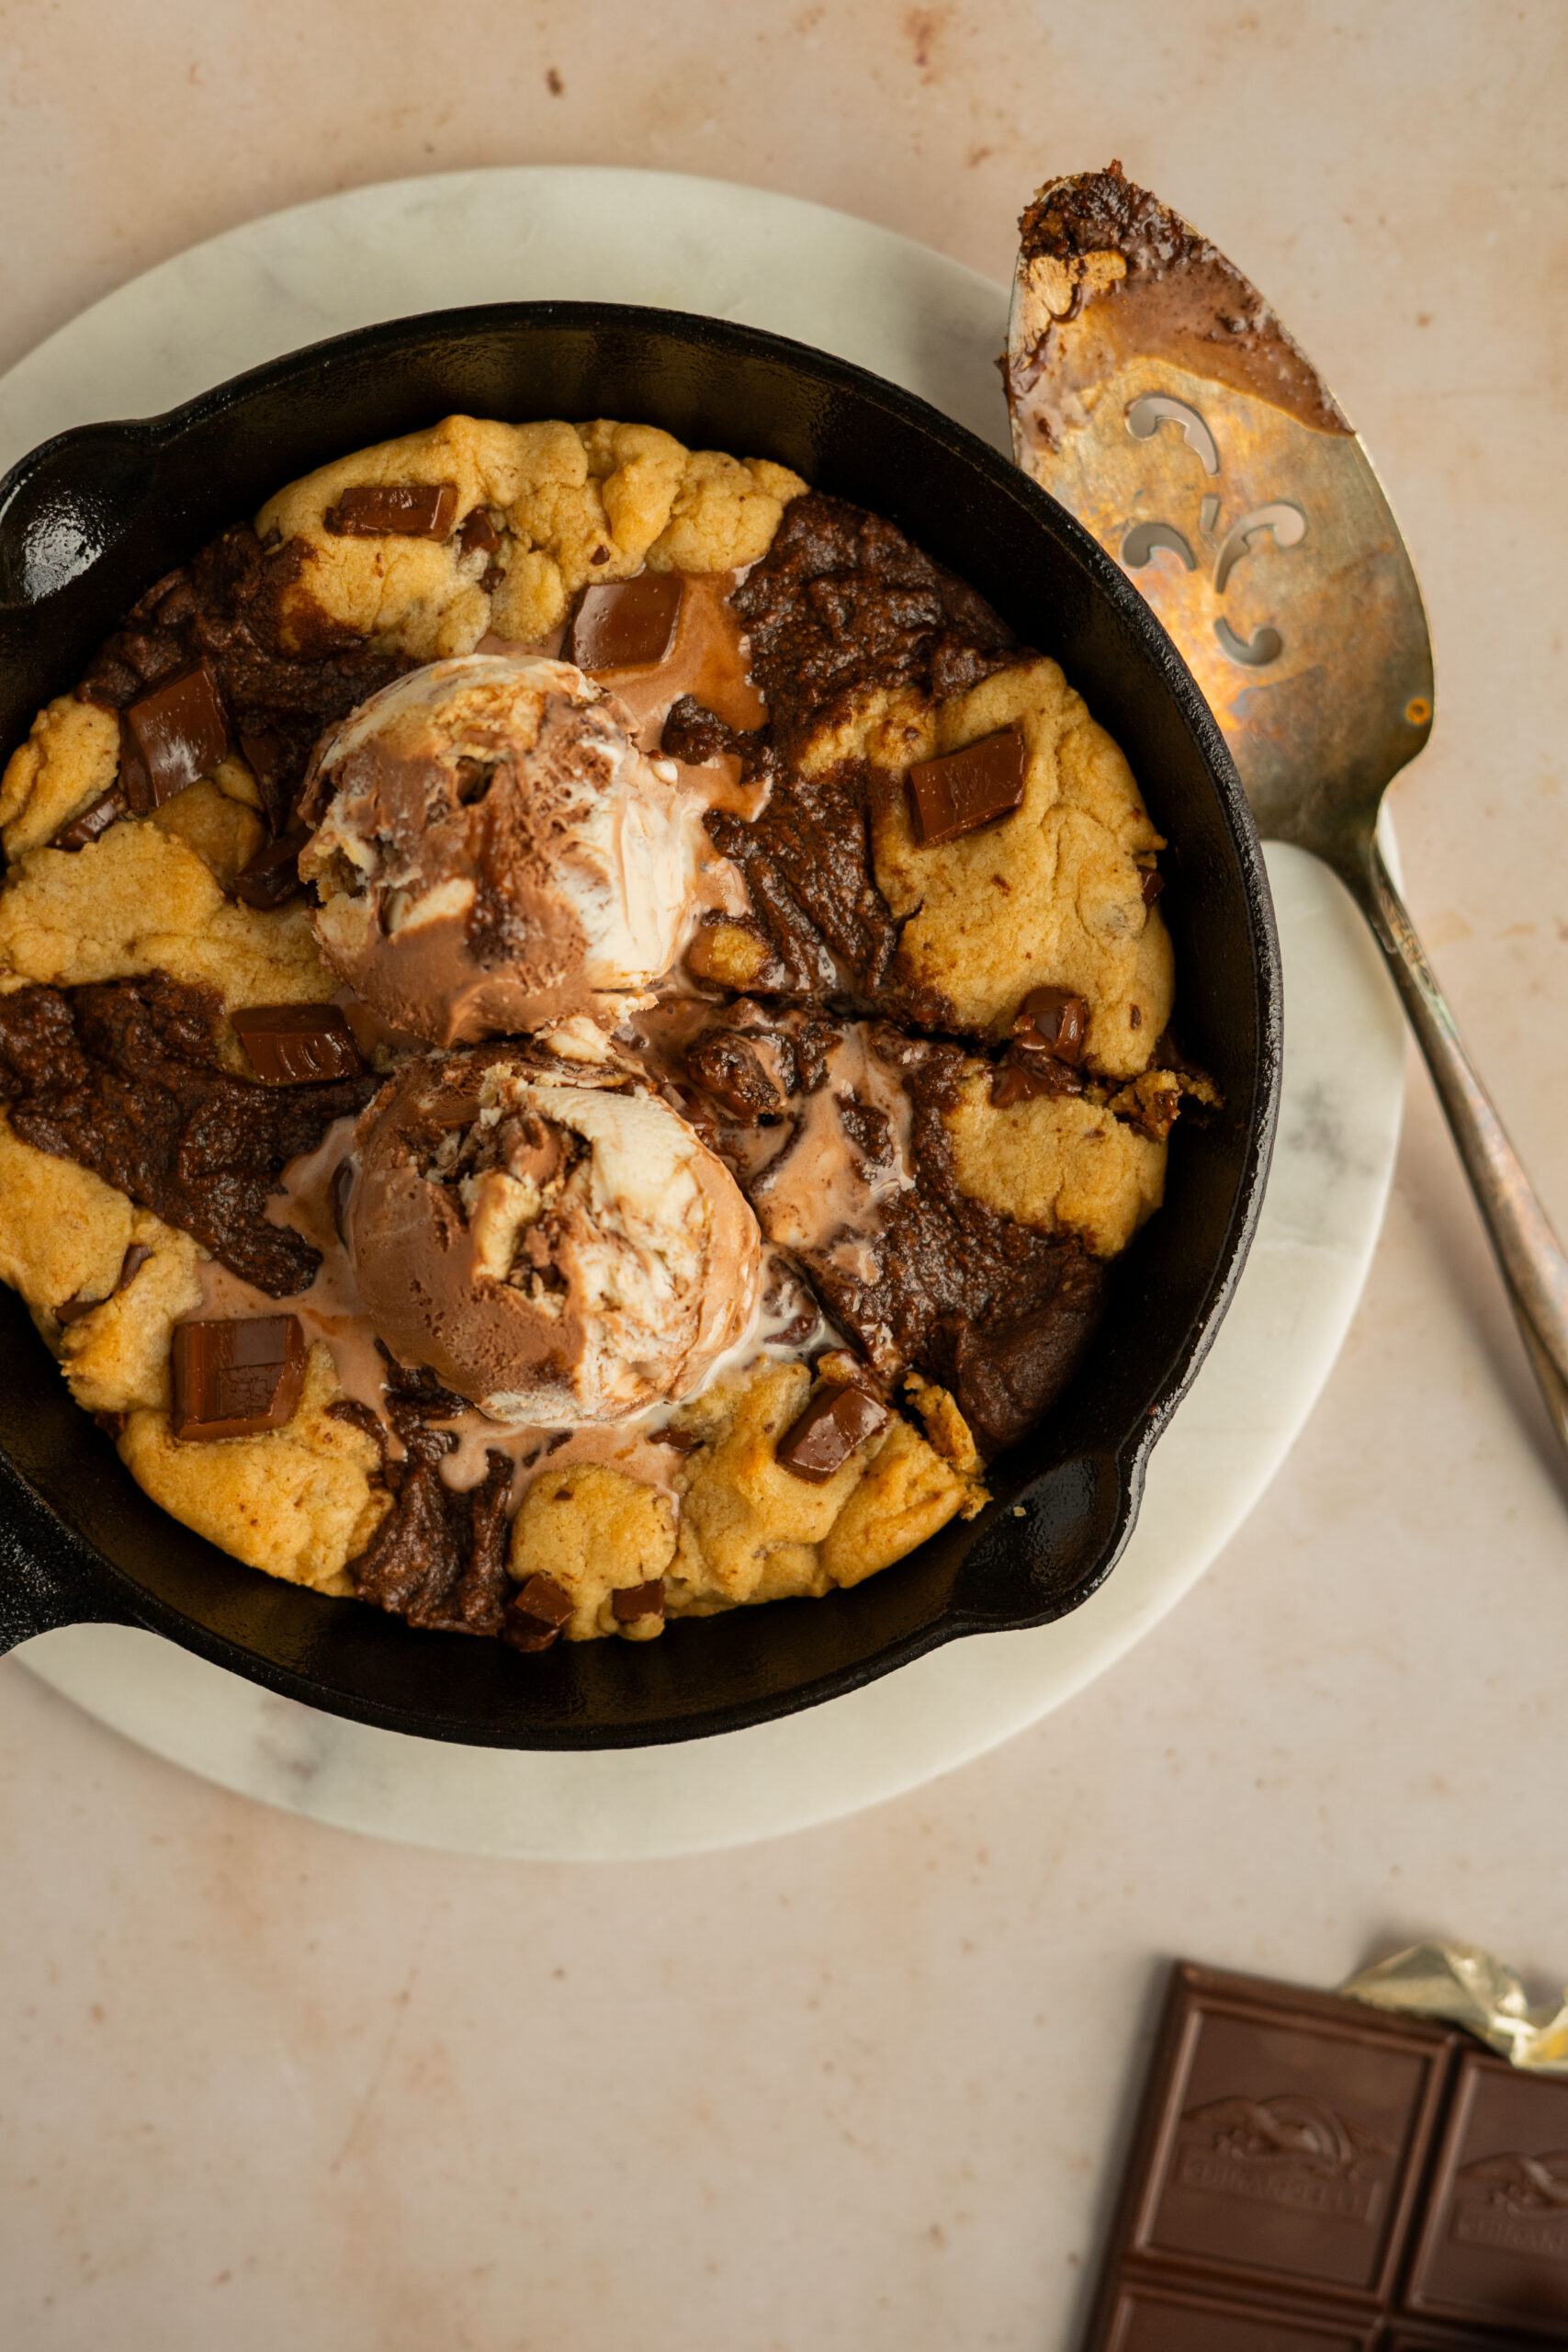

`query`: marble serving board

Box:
[0,166,1406,1859]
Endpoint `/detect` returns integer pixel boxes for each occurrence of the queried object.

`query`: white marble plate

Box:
[2,168,1405,1859]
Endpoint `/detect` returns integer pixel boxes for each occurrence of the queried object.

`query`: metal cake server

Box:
[1005,165,1568,1456]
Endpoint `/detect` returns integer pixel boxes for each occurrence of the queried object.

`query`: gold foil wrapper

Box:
[1341,1940,1568,2073]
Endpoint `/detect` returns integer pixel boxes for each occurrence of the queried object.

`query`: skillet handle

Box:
[1348,836,1568,1455]
[0,420,157,614]
[0,1452,143,1657]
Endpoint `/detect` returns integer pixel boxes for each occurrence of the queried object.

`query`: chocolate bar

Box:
[565,573,683,672]
[1082,1962,1568,2349]
[906,725,1027,845]
[232,1002,366,1084]
[323,482,459,538]
[118,659,230,812]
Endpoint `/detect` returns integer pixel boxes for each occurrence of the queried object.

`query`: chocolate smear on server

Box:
[170,1314,306,1441]
[746,1026,1104,1456]
[332,1351,516,1636]
[0,974,378,1295]
[778,1381,889,1483]
[323,482,459,539]
[1011,160,1353,446]
[118,658,231,814]
[231,1002,367,1085]
[906,727,1027,847]
[52,786,128,851]
[564,573,684,672]
[77,525,417,825]
[662,494,1020,1005]
[504,1572,575,1653]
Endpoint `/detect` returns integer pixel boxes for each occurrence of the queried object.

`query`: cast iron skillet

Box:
[0,303,1280,1747]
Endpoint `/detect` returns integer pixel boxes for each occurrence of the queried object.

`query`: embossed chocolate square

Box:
[1404,2049,1568,2335]
[1100,2280,1378,2350]
[1095,1964,1460,2332]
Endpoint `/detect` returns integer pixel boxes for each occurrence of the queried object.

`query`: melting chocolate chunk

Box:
[323,482,459,538]
[459,506,502,558]
[685,1030,782,1124]
[1141,866,1165,904]
[232,1002,367,1085]
[52,786,127,851]
[79,523,417,824]
[118,659,230,813]
[1012,984,1089,1064]
[565,572,683,671]
[237,729,290,830]
[0,974,377,1295]
[989,1052,1085,1109]
[777,1380,889,1483]
[170,1314,306,1441]
[938,1273,1102,1455]
[611,1578,666,1624]
[502,1571,575,1653]
[53,1240,153,1326]
[330,1158,355,1245]
[231,825,309,910]
[906,727,1028,846]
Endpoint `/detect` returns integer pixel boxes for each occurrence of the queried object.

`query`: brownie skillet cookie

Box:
[0,413,1215,1653]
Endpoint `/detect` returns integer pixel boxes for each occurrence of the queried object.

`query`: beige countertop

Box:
[2,4,1566,2346]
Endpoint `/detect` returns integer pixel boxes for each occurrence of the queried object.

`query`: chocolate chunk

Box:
[232,1002,367,1085]
[1012,984,1089,1064]
[459,507,502,559]
[323,482,459,538]
[170,1314,306,1441]
[777,1381,889,1482]
[0,974,378,1295]
[685,1031,782,1124]
[611,1578,666,1624]
[118,659,230,812]
[565,572,683,671]
[501,1571,575,1653]
[53,1238,153,1327]
[52,786,127,850]
[231,825,309,910]
[1081,1962,1504,2352]
[906,726,1027,846]
[1142,866,1165,904]
[237,729,291,830]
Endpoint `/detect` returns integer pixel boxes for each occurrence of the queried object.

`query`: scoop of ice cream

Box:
[347,1049,762,1423]
[300,654,710,1046]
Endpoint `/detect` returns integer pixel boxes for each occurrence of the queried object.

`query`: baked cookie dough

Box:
[0,413,1213,1652]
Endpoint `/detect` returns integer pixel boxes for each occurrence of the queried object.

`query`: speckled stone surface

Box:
[1,6,1566,2347]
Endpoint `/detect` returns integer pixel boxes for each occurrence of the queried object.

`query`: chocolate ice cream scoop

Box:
[348,1050,762,1423]
[300,654,714,1046]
